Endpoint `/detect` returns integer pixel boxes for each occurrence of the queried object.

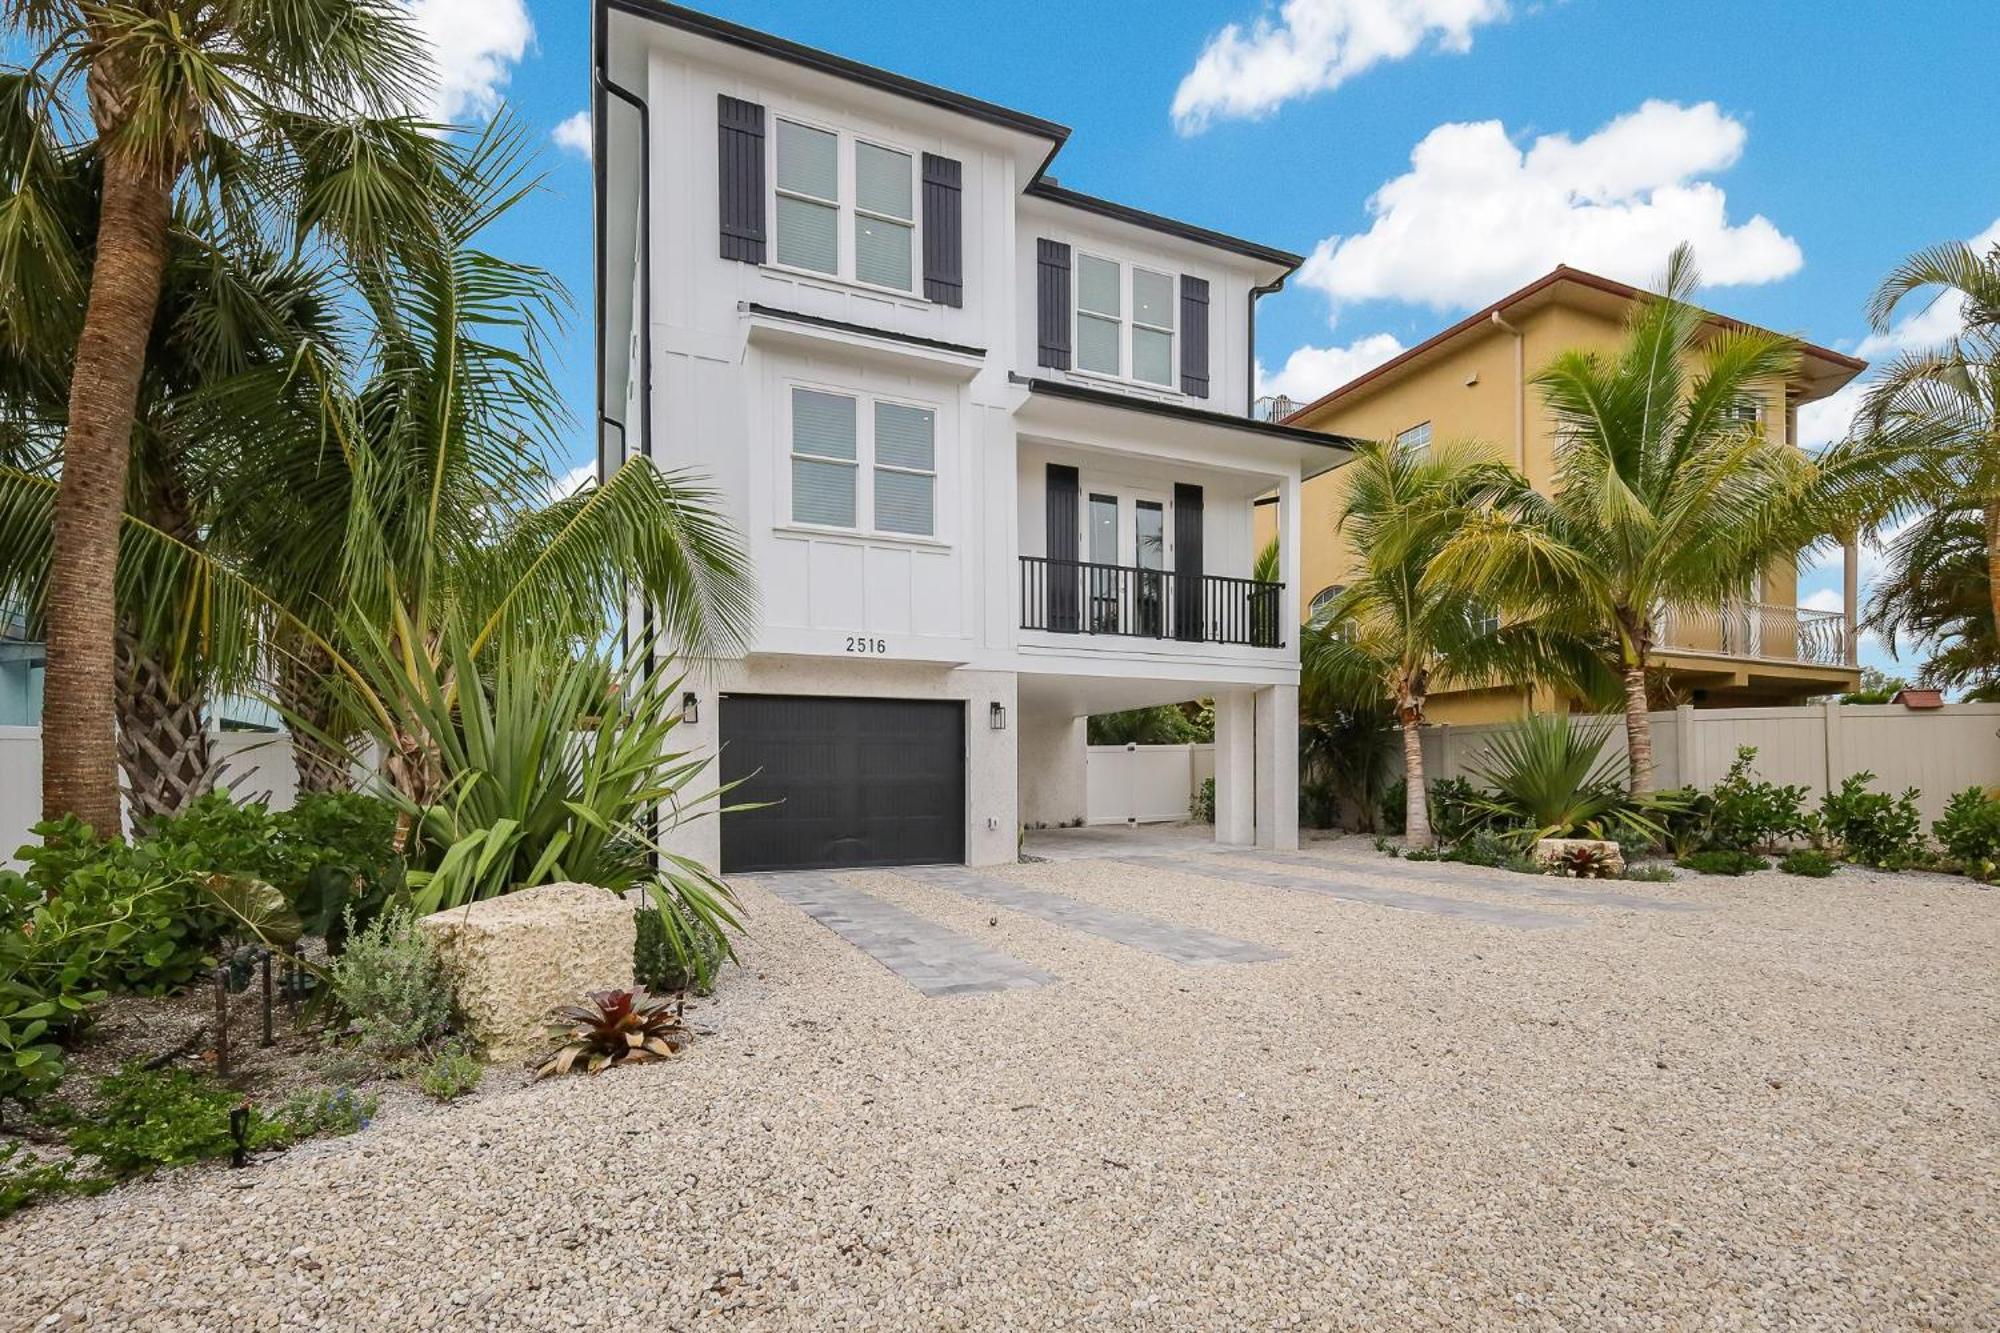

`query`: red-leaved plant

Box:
[535,989,692,1078]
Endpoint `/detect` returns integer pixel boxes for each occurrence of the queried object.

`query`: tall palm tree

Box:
[1862,504,1998,695]
[0,76,343,821]
[8,0,464,833]
[1428,244,1819,793]
[1301,438,1597,845]
[1821,240,2000,635]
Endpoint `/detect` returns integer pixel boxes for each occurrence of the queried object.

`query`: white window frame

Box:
[783,381,941,541]
[1395,420,1433,457]
[1071,251,1182,394]
[767,113,922,298]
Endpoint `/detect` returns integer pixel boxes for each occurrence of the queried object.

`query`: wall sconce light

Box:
[681,691,700,725]
[989,701,1007,731]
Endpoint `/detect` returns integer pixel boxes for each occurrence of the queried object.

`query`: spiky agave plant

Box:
[535,990,692,1078]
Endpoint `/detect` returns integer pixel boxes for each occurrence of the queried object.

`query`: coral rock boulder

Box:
[418,883,637,1063]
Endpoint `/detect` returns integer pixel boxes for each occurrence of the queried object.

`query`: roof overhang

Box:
[1022,181,1302,284]
[1012,375,1356,480]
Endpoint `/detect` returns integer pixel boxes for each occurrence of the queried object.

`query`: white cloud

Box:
[1172,0,1508,134]
[1798,215,2000,448]
[1256,333,1407,403]
[548,461,595,503]
[404,0,534,122]
[552,110,592,159]
[1298,101,1804,314]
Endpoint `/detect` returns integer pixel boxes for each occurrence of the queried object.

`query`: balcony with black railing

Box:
[1019,556,1285,649]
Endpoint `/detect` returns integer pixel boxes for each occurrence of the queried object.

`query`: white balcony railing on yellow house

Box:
[1657,602,1855,668]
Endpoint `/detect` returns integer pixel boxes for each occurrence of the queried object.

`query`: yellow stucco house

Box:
[1259,265,1867,723]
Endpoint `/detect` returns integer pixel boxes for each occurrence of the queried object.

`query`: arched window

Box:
[1308,585,1345,624]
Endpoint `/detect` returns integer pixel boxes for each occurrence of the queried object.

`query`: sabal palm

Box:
[1428,244,1818,792]
[1821,240,2000,642]
[1301,437,1585,845]
[8,0,469,833]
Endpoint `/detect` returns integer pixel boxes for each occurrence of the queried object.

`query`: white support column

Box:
[1254,684,1299,850]
[1213,690,1256,846]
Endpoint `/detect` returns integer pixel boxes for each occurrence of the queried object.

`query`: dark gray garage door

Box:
[718,695,966,873]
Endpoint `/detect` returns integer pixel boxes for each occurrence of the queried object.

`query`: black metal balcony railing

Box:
[1019,556,1285,649]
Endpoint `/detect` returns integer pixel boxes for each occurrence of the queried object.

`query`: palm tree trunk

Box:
[115,625,220,830]
[278,646,353,795]
[1985,498,2000,638]
[41,149,173,833]
[1400,711,1432,848]
[1622,662,1655,794]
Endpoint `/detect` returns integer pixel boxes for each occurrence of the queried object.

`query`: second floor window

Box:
[773,118,916,294]
[790,387,936,537]
[1074,254,1177,388]
[1395,420,1432,457]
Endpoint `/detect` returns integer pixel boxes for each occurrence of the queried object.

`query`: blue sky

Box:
[445,0,1999,678]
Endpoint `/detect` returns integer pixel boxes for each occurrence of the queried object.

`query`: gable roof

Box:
[1284,265,1868,424]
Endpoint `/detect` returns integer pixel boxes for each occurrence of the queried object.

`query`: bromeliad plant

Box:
[1461,712,1676,850]
[535,989,692,1078]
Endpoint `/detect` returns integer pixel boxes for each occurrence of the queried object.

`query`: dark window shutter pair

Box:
[1180,276,1210,398]
[717,97,964,307]
[1037,240,1071,369]
[1173,483,1204,641]
[921,153,963,306]
[717,95,766,263]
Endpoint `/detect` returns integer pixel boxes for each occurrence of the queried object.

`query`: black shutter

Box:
[1047,464,1080,632]
[1180,276,1210,398]
[1173,483,1203,641]
[717,95,766,263]
[1036,239,1071,370]
[921,153,963,306]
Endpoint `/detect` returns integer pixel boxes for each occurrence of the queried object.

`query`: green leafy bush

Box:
[272,1086,378,1138]
[1380,779,1406,836]
[416,1043,484,1102]
[1933,787,2000,876]
[636,900,725,996]
[1192,777,1216,824]
[1704,747,1810,852]
[1777,849,1838,878]
[1427,776,1494,845]
[1439,831,1537,874]
[0,1143,105,1219]
[1677,849,1768,876]
[1819,773,1927,868]
[61,1068,374,1178]
[326,907,454,1061]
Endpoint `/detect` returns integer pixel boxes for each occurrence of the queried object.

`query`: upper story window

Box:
[1724,390,1768,427]
[789,386,936,537]
[1395,420,1432,457]
[773,118,917,294]
[1073,254,1177,388]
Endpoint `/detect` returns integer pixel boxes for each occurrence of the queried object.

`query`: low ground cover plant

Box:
[1677,849,1769,876]
[53,1066,377,1179]
[537,989,692,1078]
[416,1043,484,1102]
[1778,849,1838,878]
[326,906,455,1062]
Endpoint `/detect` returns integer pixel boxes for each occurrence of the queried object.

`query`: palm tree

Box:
[7,0,464,833]
[1301,438,1595,845]
[1428,244,1819,793]
[1862,504,1998,695]
[0,76,343,821]
[1821,240,2000,635]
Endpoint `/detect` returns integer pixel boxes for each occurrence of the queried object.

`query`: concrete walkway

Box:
[753,873,1056,997]
[899,865,1283,966]
[1125,854,1581,930]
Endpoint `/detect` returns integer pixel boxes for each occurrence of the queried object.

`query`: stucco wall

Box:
[1018,708,1085,829]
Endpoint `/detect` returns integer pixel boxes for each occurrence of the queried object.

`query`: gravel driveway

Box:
[7,840,1997,1330]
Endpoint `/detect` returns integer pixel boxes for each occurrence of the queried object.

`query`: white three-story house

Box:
[594,1,1352,872]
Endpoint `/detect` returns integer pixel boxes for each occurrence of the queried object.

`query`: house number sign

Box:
[844,636,889,655]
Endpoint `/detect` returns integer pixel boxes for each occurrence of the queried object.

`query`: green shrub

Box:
[1777,849,1838,878]
[1439,831,1537,874]
[271,1086,378,1138]
[1380,779,1406,835]
[1192,777,1215,824]
[1677,849,1768,876]
[415,1043,484,1102]
[635,899,726,996]
[1933,787,2000,877]
[1704,747,1810,852]
[1427,776,1492,844]
[1461,713,1673,849]
[62,1068,373,1178]
[0,1143,105,1219]
[1402,847,1441,862]
[1819,773,1926,868]
[1621,864,1677,882]
[326,907,454,1061]
[1654,786,1709,858]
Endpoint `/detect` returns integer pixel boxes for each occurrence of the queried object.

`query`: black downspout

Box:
[1247,275,1287,419]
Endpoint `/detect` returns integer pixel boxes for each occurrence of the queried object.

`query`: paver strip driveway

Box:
[1123,853,1582,929]
[753,872,1055,996]
[1244,847,1705,912]
[897,865,1284,965]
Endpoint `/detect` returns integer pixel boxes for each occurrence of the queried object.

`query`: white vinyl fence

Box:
[1421,701,2000,827]
[1086,743,1216,825]
[1,727,300,860]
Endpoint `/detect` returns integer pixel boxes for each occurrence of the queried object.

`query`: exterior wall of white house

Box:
[601,5,1332,867]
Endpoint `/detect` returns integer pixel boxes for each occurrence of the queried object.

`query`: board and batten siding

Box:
[1420,701,2000,828]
